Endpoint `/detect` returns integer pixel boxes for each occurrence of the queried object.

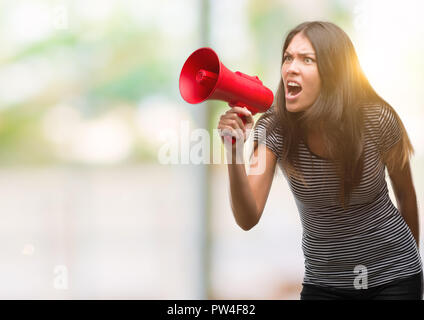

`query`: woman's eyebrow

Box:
[284,51,316,56]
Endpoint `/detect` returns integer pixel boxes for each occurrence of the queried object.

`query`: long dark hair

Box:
[253,21,413,208]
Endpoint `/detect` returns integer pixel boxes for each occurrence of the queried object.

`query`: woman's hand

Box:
[217,106,254,152]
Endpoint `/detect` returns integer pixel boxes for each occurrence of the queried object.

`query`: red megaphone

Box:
[179,47,274,143]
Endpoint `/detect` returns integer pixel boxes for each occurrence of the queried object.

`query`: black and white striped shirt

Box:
[253,104,423,289]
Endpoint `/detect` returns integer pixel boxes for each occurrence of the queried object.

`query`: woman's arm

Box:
[227,144,277,230]
[387,160,420,248]
[218,106,278,231]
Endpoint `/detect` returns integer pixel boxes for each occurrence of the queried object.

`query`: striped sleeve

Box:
[252,106,282,159]
[378,105,402,153]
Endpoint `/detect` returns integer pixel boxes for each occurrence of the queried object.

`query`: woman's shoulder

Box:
[359,101,404,153]
[359,101,385,116]
[254,105,281,133]
[358,101,396,129]
[252,105,284,155]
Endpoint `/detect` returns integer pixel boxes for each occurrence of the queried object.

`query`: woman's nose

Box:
[286,60,300,74]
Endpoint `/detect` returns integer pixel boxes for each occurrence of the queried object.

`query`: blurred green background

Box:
[0,0,423,299]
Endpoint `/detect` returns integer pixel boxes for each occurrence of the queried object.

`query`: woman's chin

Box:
[285,102,310,113]
[285,103,301,113]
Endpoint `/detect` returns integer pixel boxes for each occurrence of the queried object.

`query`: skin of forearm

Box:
[397,194,420,248]
[227,157,259,231]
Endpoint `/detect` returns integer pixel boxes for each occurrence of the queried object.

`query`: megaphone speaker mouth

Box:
[196,69,218,84]
[179,48,220,104]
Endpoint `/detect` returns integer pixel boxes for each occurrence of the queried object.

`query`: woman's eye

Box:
[304,57,314,63]
[283,56,292,62]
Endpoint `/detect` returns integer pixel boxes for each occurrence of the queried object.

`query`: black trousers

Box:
[300,271,423,300]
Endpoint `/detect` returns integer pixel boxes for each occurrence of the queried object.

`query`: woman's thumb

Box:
[243,107,254,124]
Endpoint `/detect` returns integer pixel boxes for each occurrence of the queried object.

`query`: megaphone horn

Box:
[179,47,274,143]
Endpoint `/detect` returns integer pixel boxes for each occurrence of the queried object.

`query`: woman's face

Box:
[282,32,321,113]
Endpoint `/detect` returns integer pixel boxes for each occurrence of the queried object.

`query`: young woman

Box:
[217,21,423,300]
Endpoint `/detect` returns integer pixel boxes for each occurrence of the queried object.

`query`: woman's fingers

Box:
[228,107,254,126]
[219,116,244,133]
[219,116,242,133]
[227,106,252,117]
[225,107,252,129]
[217,106,255,143]
[218,121,244,140]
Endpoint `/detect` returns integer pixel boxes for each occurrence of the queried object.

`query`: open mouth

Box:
[286,81,302,98]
